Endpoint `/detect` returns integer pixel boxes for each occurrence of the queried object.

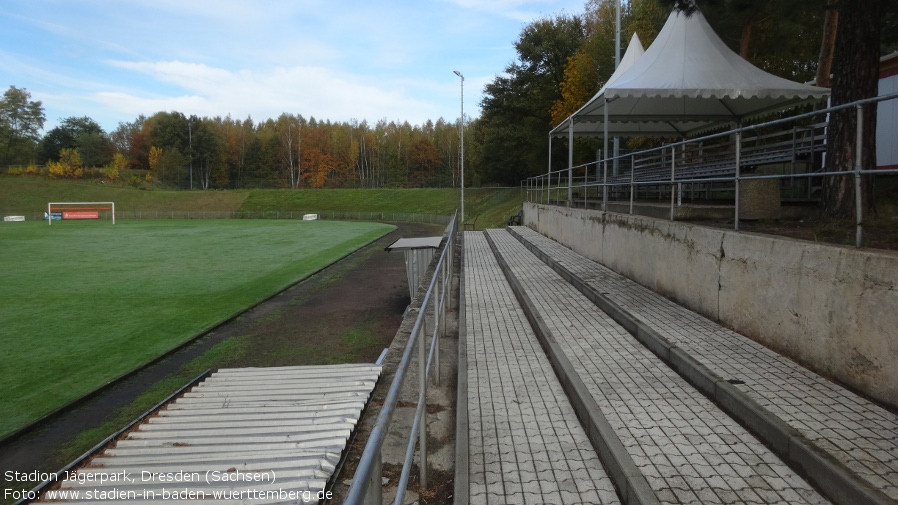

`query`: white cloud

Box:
[108,61,232,90]
[95,60,444,125]
[443,0,581,22]
[1,0,583,131]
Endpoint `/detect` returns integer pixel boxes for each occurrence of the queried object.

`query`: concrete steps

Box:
[461,228,896,505]
[485,228,830,505]
[462,232,621,505]
[507,225,898,505]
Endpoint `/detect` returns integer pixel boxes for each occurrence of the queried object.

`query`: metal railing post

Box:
[669,145,676,221]
[363,457,383,505]
[602,154,608,212]
[418,323,428,490]
[433,272,441,386]
[630,155,635,214]
[734,129,742,231]
[345,211,455,505]
[855,104,864,248]
[581,169,586,207]
[441,259,448,338]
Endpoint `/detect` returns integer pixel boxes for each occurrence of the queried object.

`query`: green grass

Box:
[0,219,394,438]
[0,177,250,215]
[461,187,526,229]
[0,176,524,228]
[55,336,247,462]
[240,187,458,214]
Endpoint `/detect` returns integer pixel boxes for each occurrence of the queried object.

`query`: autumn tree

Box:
[104,152,128,182]
[276,114,302,188]
[552,0,668,126]
[0,86,45,166]
[148,146,164,181]
[301,125,336,188]
[247,119,280,187]
[477,14,586,184]
[147,145,187,185]
[218,115,253,188]
[330,120,359,187]
[39,116,109,166]
[552,1,615,125]
[408,137,440,187]
[47,148,83,179]
[144,112,192,187]
[432,118,459,187]
[110,116,149,170]
[353,120,375,187]
[189,117,225,189]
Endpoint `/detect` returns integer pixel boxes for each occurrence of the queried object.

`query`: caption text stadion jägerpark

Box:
[5,469,333,502]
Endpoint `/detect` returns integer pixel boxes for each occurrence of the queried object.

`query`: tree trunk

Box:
[821,0,881,220]
[815,0,840,88]
[739,21,753,60]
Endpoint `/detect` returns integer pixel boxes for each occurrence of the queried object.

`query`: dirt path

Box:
[0,221,443,495]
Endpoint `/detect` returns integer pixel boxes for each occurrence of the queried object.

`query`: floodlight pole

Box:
[454,70,465,225]
[188,119,193,190]
[613,0,621,178]
[615,0,621,67]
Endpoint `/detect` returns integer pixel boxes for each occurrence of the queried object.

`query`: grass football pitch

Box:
[0,218,395,438]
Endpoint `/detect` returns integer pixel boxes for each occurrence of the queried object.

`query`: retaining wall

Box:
[524,202,898,407]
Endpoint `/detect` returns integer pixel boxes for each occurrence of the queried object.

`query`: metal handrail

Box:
[530,91,898,189]
[527,92,898,246]
[343,210,458,505]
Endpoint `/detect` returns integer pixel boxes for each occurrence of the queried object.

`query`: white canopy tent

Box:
[551,8,830,140]
[547,7,831,213]
[551,32,720,138]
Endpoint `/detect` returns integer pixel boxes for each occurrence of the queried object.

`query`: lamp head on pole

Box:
[453,70,463,80]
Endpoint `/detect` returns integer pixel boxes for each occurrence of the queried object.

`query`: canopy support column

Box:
[603,98,609,211]
[568,118,574,207]
[547,135,552,205]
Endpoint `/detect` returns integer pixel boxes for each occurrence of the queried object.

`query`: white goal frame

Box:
[47,202,116,225]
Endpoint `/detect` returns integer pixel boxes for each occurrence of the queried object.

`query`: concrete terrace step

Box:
[485,228,829,505]
[507,225,898,505]
[462,231,620,505]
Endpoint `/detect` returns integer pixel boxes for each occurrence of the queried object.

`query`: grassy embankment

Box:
[0,177,524,229]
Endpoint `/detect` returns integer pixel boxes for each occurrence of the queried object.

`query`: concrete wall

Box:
[524,202,898,407]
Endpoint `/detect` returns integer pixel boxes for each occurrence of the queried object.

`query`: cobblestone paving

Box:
[488,229,830,505]
[510,225,898,501]
[464,232,620,505]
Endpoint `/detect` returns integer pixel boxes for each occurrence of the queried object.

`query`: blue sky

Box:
[1,0,585,134]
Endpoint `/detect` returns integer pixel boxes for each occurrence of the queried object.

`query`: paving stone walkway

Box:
[509,225,898,502]
[486,229,829,505]
[463,232,620,505]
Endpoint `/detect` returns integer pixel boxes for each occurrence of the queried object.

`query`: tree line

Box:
[471,0,897,219]
[0,95,465,189]
[2,0,896,208]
